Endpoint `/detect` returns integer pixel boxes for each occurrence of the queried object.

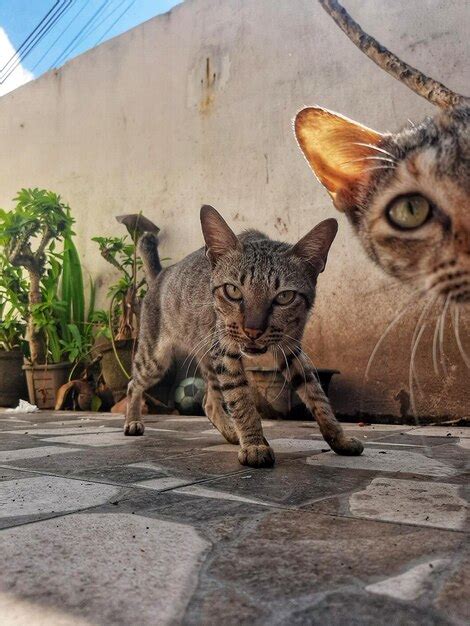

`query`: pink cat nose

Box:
[243,327,264,341]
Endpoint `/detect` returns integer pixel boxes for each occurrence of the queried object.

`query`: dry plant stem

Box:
[318,0,468,109]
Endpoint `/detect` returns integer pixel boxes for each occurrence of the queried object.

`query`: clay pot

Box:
[0,348,28,407]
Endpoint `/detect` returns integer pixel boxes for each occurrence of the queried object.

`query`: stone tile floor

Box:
[0,410,468,625]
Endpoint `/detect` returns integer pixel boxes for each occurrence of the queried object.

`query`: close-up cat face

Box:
[200,205,337,356]
[295,105,470,303]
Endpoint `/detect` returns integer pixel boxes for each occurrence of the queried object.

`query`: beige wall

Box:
[1,0,469,419]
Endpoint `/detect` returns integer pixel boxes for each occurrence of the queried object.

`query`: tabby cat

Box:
[295,0,470,303]
[124,205,363,467]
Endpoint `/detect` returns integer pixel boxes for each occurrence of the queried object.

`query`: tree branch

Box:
[318,0,469,109]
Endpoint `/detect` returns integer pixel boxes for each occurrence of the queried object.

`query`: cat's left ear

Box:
[200,205,240,267]
[290,218,338,274]
[295,107,385,212]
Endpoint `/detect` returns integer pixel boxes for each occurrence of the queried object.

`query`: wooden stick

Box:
[318,0,468,109]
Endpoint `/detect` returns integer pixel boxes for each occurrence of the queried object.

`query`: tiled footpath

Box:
[0,410,468,625]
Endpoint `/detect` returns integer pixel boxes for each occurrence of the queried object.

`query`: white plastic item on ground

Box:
[5,399,39,413]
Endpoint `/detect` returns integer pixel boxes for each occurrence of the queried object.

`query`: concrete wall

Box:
[1,0,469,419]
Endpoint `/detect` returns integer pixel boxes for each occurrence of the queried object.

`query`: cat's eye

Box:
[274,290,296,305]
[223,283,242,301]
[387,194,431,230]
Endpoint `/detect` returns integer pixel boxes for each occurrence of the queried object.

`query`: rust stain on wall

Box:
[200,57,216,113]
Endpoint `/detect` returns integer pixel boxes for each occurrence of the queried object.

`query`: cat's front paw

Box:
[124,420,145,436]
[238,444,275,468]
[331,436,363,456]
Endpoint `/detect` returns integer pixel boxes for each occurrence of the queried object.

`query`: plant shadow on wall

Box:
[0,189,100,409]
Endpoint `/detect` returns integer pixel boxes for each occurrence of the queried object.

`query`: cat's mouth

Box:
[242,345,268,355]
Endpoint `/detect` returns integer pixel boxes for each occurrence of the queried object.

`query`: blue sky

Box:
[0,1,182,95]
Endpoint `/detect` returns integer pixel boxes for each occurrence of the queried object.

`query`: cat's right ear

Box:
[200,205,240,267]
[294,107,385,212]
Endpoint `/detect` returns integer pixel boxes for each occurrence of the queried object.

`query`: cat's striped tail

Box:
[138,232,162,281]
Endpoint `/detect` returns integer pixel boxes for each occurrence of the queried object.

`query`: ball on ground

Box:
[174,377,206,415]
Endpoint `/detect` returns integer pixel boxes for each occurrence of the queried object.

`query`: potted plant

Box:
[0,188,94,408]
[0,257,28,406]
[92,214,174,405]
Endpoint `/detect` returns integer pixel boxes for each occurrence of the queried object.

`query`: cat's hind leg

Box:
[281,350,363,455]
[124,340,172,436]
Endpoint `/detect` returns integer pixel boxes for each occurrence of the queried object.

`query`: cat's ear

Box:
[290,218,338,274]
[200,205,240,267]
[295,107,385,212]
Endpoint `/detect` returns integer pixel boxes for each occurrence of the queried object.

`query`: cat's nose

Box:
[243,327,264,341]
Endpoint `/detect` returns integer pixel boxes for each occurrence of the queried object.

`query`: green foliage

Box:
[0,188,96,364]
[92,235,147,340]
[91,235,146,300]
[0,255,28,351]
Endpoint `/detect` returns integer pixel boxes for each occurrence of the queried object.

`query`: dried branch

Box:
[318,0,469,109]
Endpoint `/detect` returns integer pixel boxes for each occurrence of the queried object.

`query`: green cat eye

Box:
[223,283,242,301]
[387,194,431,230]
[274,290,296,305]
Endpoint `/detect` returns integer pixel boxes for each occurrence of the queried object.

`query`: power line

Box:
[54,0,129,64]
[0,1,61,73]
[48,0,110,70]
[31,0,93,73]
[94,0,137,47]
[0,1,73,84]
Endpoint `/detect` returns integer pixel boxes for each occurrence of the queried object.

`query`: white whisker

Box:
[438,294,451,377]
[340,155,396,167]
[409,321,427,418]
[364,291,423,382]
[410,295,439,398]
[451,303,470,368]
[353,142,396,160]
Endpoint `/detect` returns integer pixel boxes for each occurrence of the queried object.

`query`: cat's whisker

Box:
[409,320,428,418]
[409,294,439,399]
[184,332,220,377]
[182,327,218,368]
[438,293,451,377]
[364,290,424,383]
[363,164,395,174]
[194,340,221,376]
[271,345,290,402]
[287,345,309,391]
[340,155,396,167]
[451,303,470,369]
[432,313,441,376]
[353,142,396,160]
[282,333,321,381]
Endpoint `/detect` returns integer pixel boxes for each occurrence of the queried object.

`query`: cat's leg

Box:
[214,351,274,468]
[281,350,363,455]
[199,359,239,444]
[124,340,172,436]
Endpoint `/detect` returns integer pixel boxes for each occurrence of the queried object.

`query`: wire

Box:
[31,0,93,73]
[94,0,137,47]
[0,1,60,73]
[56,0,129,62]
[48,0,110,70]
[0,1,73,84]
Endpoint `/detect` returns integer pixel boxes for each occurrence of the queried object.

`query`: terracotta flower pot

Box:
[22,362,72,409]
[0,348,28,407]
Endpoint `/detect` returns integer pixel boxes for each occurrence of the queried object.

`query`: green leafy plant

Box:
[92,213,161,342]
[92,236,146,340]
[0,256,28,351]
[0,188,95,365]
